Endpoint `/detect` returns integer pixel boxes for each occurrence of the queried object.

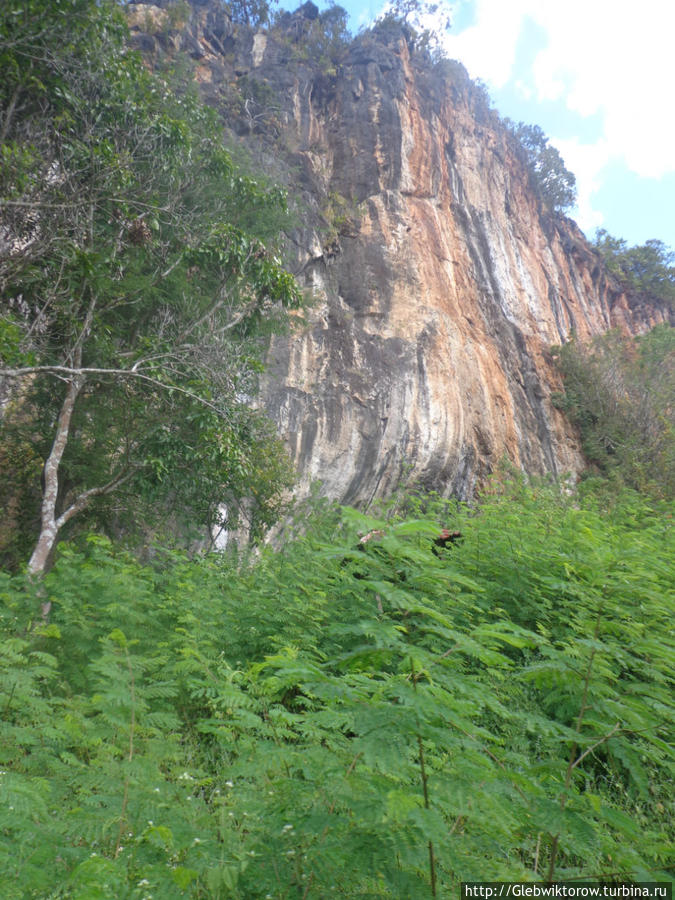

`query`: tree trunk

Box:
[27,374,84,576]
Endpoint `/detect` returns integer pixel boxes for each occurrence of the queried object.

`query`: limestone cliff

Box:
[128,2,671,505]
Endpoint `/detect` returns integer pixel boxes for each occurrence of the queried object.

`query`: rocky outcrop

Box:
[128,3,672,505]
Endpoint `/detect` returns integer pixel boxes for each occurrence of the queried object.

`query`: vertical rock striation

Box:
[129,4,672,505]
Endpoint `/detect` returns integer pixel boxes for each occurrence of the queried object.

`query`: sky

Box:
[279,0,675,251]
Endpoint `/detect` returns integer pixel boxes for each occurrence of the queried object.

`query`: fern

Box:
[0,479,672,896]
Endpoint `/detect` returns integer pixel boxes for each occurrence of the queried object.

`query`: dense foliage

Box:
[0,0,300,571]
[593,230,675,308]
[553,326,674,498]
[1,480,672,897]
[228,0,277,28]
[505,121,577,214]
[282,2,352,72]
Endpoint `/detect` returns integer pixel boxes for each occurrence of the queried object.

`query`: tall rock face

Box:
[129,3,671,505]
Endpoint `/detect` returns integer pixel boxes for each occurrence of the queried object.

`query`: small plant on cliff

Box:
[226,0,278,28]
[506,120,577,214]
[165,0,192,31]
[278,2,352,73]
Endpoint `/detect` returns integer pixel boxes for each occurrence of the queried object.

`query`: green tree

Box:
[593,229,675,307]
[226,0,277,27]
[552,326,674,497]
[506,121,577,213]
[0,0,300,573]
[308,2,351,69]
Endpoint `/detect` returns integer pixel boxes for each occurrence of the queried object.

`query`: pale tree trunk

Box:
[28,294,95,579]
[27,364,136,593]
[27,373,85,577]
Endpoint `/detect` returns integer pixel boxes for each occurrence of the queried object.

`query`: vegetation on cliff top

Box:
[593,229,675,309]
[504,120,577,214]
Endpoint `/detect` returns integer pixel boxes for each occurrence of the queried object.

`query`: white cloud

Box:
[424,0,675,241]
[549,137,611,233]
[439,0,675,180]
[441,0,533,88]
[514,79,533,101]
[357,7,373,27]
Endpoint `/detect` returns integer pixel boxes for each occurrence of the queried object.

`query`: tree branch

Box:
[56,467,139,530]
[27,366,85,575]
[0,84,23,145]
[0,365,233,417]
[570,722,622,772]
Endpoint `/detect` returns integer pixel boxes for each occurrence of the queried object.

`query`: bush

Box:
[593,230,675,308]
[552,326,674,498]
[1,480,672,896]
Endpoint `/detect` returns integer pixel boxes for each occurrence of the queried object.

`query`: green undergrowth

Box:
[0,480,673,897]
